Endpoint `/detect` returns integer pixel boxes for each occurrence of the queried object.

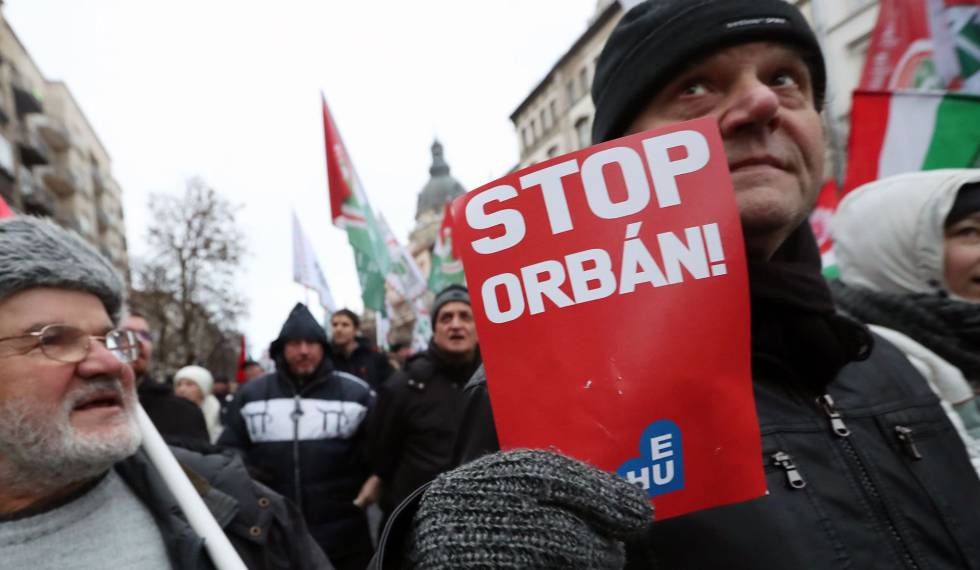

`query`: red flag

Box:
[236,335,247,384]
[438,203,462,260]
[322,94,354,227]
[0,194,13,219]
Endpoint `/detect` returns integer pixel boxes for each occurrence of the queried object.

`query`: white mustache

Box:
[65,378,127,410]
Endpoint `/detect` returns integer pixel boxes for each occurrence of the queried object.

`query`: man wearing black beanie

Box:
[371,2,980,568]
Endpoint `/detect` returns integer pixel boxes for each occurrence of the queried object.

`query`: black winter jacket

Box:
[372,226,980,569]
[114,446,332,569]
[330,337,394,391]
[367,346,481,515]
[138,376,210,445]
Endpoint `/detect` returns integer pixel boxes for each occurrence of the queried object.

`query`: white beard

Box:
[0,378,142,492]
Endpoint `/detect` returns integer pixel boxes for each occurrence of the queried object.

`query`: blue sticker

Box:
[616,419,684,497]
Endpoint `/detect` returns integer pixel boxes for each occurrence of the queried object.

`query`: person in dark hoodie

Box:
[365,285,482,519]
[370,1,980,569]
[328,308,393,390]
[219,303,375,570]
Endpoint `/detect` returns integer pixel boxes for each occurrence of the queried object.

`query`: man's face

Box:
[626,41,825,260]
[432,301,478,358]
[330,315,357,348]
[283,340,324,378]
[944,212,980,300]
[243,363,264,380]
[119,314,153,377]
[0,288,140,490]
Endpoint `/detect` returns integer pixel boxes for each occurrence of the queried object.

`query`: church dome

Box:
[416,139,465,220]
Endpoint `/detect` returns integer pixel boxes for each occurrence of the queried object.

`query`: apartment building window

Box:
[531,118,540,138]
[567,80,577,104]
[580,66,590,97]
[541,107,550,131]
[550,100,559,124]
[575,117,591,150]
[547,145,560,158]
[522,127,532,150]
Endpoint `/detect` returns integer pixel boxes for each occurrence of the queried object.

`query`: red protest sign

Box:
[452,117,764,520]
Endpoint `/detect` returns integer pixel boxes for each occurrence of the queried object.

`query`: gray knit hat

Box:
[408,449,652,569]
[431,284,470,326]
[0,216,124,322]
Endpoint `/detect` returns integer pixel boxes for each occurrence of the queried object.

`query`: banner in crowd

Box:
[428,203,466,293]
[859,0,979,92]
[322,94,391,313]
[236,335,247,384]
[843,90,980,193]
[292,211,337,312]
[378,214,428,300]
[809,180,840,278]
[0,194,12,219]
[410,297,433,350]
[451,117,762,520]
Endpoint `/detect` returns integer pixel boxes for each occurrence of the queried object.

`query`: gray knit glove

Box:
[407,449,652,569]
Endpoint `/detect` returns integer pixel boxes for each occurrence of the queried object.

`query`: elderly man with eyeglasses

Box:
[0,217,332,570]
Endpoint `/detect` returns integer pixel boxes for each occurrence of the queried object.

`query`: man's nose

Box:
[76,339,125,379]
[717,78,781,138]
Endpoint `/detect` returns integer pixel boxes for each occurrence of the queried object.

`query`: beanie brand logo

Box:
[617,420,684,497]
[725,17,788,30]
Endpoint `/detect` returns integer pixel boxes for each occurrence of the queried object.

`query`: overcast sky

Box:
[5,0,600,355]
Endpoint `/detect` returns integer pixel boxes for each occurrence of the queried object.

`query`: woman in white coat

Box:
[174,364,223,442]
[831,169,980,473]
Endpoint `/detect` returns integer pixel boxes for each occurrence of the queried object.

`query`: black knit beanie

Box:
[431,284,470,326]
[591,0,826,144]
[945,182,980,227]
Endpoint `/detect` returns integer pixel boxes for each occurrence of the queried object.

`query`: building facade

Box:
[0,7,129,274]
[510,0,884,180]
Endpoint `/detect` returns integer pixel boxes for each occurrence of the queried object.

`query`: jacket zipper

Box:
[770,451,806,489]
[291,393,304,515]
[817,394,920,570]
[894,426,923,460]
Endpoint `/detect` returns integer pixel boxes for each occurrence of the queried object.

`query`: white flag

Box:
[292,211,336,312]
[378,214,428,300]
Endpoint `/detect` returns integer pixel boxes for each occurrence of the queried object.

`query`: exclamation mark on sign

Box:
[702,223,726,276]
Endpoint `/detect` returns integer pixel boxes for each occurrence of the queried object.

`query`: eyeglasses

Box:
[125,329,153,342]
[0,324,139,364]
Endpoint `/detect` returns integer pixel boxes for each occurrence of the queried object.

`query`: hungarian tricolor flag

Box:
[808,180,840,278]
[321,94,391,312]
[843,90,980,193]
[427,202,465,294]
[0,194,13,219]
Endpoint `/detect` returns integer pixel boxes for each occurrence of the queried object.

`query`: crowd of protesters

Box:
[2,1,980,569]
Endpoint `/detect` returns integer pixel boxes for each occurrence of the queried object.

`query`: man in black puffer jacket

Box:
[219,303,375,570]
[366,285,482,518]
[371,2,980,568]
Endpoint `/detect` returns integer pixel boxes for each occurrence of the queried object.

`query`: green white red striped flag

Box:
[843,90,980,193]
[321,93,391,312]
[427,203,465,293]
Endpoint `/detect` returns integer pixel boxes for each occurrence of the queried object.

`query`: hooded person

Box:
[370,2,980,569]
[831,169,980,469]
[218,303,376,570]
[0,217,330,569]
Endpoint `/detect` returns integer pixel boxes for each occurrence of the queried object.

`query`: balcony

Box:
[12,80,43,117]
[96,208,111,233]
[35,163,79,197]
[29,114,70,152]
[94,171,114,196]
[18,125,49,167]
[18,169,56,216]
